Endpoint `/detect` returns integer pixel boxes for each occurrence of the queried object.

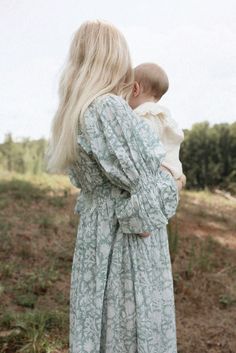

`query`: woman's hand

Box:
[137,232,150,237]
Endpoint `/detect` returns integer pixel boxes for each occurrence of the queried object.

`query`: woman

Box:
[47,20,181,353]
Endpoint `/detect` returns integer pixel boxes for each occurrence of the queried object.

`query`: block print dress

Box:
[67,94,179,353]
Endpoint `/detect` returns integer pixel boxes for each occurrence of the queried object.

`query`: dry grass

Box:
[173,190,236,353]
[0,173,77,353]
[0,173,236,352]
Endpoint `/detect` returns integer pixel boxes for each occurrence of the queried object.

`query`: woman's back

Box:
[68,94,179,353]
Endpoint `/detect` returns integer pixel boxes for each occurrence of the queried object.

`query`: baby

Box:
[129,62,186,188]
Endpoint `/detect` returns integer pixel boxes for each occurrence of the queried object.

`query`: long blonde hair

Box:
[46,20,134,173]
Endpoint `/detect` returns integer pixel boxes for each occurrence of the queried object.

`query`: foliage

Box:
[180,121,236,193]
[0,134,48,175]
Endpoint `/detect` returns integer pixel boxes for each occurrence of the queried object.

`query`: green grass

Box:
[36,216,56,231]
[167,218,179,263]
[0,173,76,352]
[219,293,236,309]
[14,267,60,301]
[0,262,15,279]
[0,179,49,201]
[0,310,68,353]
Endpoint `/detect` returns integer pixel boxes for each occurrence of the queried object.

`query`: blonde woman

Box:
[47,20,181,353]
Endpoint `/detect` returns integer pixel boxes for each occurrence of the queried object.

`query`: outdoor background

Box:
[0,1,236,352]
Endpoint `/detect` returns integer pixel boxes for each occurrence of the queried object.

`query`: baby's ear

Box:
[133,81,140,97]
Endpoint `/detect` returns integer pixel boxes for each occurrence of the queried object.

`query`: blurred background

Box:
[0,1,235,352]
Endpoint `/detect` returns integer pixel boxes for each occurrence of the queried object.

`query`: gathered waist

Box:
[74,182,126,215]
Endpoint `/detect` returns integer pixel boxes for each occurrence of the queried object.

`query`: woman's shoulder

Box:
[92,93,129,112]
[83,93,134,133]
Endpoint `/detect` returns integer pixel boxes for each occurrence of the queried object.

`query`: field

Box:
[0,173,236,353]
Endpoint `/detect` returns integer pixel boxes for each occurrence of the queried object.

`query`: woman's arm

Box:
[80,94,179,235]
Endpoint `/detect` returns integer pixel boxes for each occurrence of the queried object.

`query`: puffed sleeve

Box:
[68,162,82,189]
[81,94,179,234]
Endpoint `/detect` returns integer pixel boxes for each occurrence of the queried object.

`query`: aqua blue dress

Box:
[68,94,179,353]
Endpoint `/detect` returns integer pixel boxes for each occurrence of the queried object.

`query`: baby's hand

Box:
[160,165,173,176]
[177,174,186,188]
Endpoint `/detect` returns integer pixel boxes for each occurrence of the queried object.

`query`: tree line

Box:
[180,121,236,193]
[0,121,236,193]
[0,134,48,175]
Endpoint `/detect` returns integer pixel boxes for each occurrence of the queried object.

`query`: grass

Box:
[0,310,68,353]
[0,172,236,353]
[171,191,236,353]
[167,217,179,263]
[36,216,56,231]
[0,172,77,353]
[12,267,60,308]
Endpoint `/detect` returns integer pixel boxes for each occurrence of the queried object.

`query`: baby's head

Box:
[129,62,169,109]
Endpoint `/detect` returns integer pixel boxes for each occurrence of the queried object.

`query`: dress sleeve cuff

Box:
[115,170,179,234]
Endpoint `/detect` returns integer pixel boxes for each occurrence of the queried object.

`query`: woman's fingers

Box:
[137,232,150,237]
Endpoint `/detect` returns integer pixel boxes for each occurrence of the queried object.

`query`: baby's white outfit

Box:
[134,102,184,179]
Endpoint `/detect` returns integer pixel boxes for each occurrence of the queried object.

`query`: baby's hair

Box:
[134,62,169,99]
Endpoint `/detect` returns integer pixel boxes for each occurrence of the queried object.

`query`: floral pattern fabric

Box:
[68,94,179,353]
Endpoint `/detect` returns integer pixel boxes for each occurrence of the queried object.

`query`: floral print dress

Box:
[67,94,179,353]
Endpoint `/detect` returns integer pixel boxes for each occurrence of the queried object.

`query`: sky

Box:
[0,0,236,142]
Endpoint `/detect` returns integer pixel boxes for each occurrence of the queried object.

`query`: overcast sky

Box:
[0,0,235,142]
